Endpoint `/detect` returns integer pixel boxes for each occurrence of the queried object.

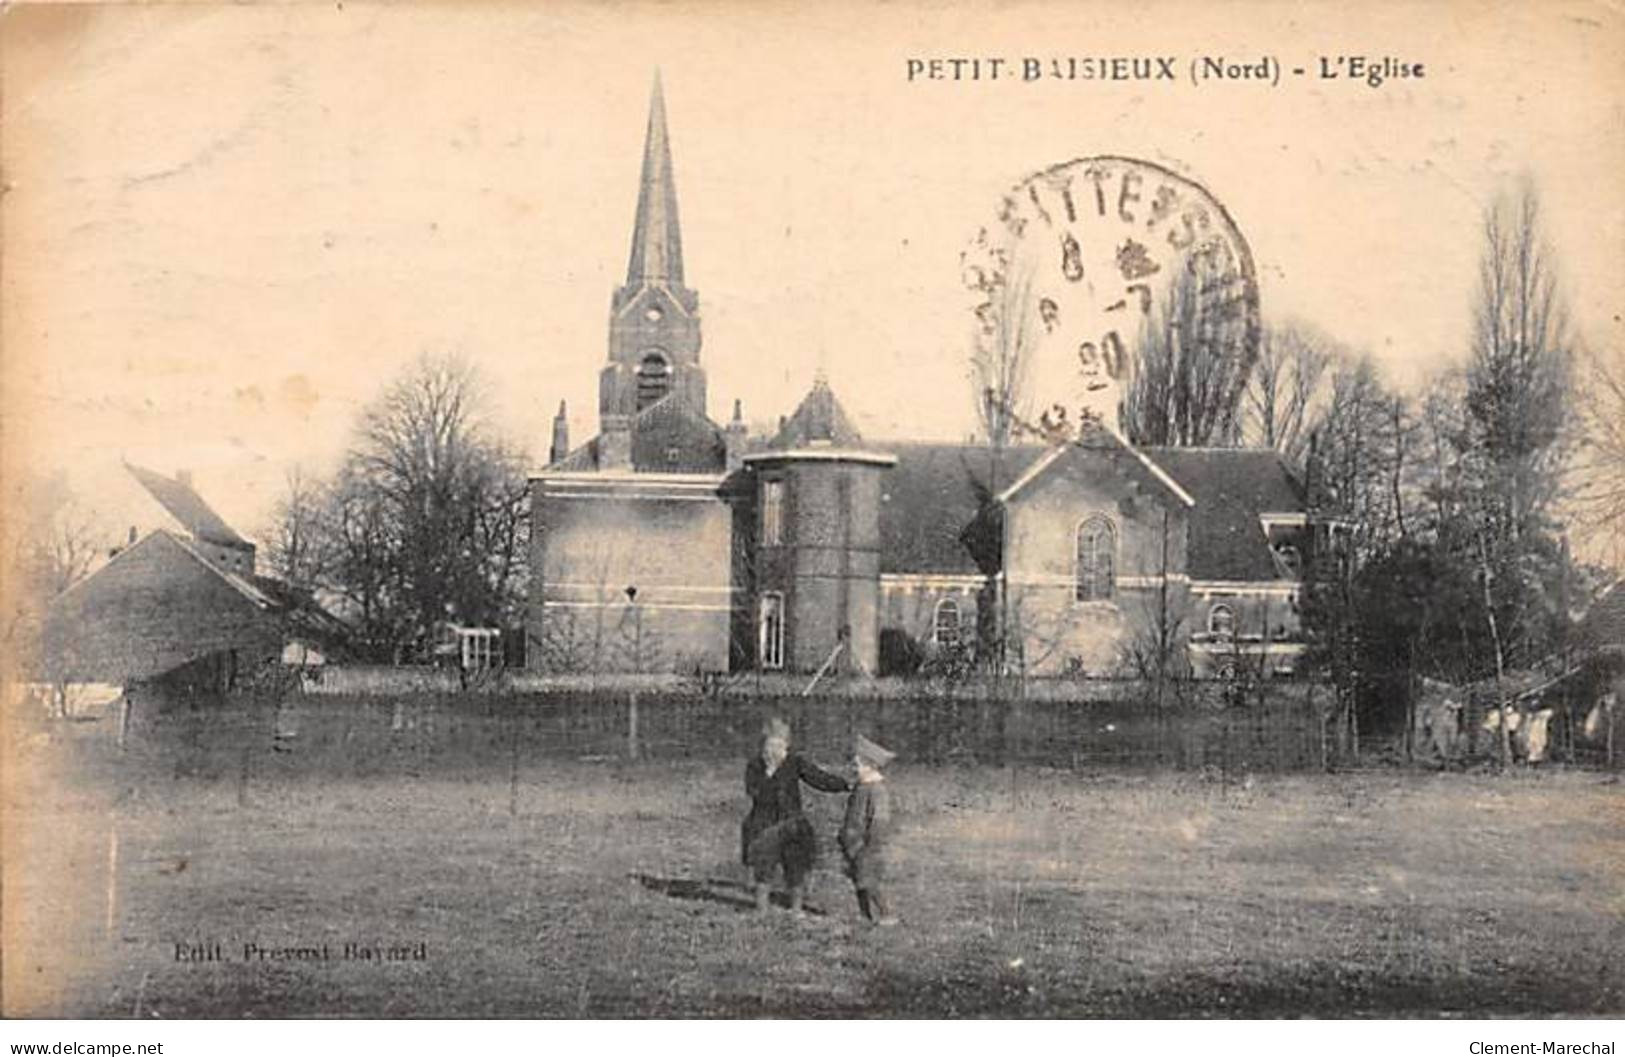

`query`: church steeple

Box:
[602,74,707,440]
[624,72,687,293]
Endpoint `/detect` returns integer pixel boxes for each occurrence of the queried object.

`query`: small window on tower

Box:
[762,479,784,546]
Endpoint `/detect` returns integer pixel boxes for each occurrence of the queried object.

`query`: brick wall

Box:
[528,478,736,673]
[43,531,283,683]
[1004,452,1191,676]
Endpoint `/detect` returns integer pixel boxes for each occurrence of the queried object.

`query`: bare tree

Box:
[1316,354,1406,559]
[1118,551,1191,705]
[1463,183,1573,552]
[1458,183,1576,766]
[1568,345,1625,570]
[265,353,530,662]
[963,227,1039,450]
[963,228,1043,679]
[1122,256,1260,447]
[2,473,109,716]
[1414,370,1469,540]
[260,465,326,592]
[317,462,400,658]
[1245,322,1333,468]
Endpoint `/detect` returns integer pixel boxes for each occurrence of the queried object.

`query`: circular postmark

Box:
[965,156,1259,438]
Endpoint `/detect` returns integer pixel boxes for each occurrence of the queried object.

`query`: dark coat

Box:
[838,779,893,889]
[741,752,850,867]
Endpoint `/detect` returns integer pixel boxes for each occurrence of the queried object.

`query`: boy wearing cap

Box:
[839,735,897,926]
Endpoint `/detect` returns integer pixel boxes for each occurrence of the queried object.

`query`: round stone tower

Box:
[743,377,894,676]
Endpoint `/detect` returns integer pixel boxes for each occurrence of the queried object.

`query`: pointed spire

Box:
[625,71,685,289]
[772,375,864,450]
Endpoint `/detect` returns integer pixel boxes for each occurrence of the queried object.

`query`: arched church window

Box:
[1273,543,1302,579]
[1209,603,1236,639]
[1075,515,1116,602]
[933,598,961,647]
[636,352,671,411]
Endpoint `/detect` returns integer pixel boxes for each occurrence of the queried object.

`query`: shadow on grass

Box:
[630,873,828,916]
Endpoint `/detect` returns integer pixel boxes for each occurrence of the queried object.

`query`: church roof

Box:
[124,462,249,548]
[770,376,866,449]
[878,443,1048,575]
[616,73,695,314]
[632,395,727,472]
[1142,447,1307,581]
[547,394,726,475]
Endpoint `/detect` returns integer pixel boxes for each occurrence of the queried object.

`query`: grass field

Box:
[5,747,1622,1018]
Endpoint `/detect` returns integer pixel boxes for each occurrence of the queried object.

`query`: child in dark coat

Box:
[838,734,897,926]
[742,716,851,913]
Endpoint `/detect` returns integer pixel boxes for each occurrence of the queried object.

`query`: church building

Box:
[527,79,1317,680]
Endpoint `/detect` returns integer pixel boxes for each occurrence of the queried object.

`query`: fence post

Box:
[627,691,640,761]
[1313,683,1326,771]
[1349,691,1360,766]
[236,702,253,809]
[509,705,521,817]
[104,816,120,940]
[1608,701,1616,770]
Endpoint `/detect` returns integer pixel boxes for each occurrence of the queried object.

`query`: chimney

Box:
[175,468,193,488]
[549,400,570,465]
[725,398,747,472]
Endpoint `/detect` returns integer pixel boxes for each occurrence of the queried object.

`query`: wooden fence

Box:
[66,680,1356,785]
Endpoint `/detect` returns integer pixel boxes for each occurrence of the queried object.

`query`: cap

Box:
[854,734,895,769]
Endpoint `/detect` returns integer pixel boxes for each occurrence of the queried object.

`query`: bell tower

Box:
[601,73,706,441]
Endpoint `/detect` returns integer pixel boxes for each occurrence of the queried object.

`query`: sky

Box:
[3,0,1622,546]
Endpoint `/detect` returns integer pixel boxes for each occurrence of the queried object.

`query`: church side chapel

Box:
[527,78,1317,680]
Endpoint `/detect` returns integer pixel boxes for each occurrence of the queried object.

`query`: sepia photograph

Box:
[2,0,1622,1027]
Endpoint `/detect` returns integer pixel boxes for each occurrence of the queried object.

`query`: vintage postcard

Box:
[2,0,1623,1026]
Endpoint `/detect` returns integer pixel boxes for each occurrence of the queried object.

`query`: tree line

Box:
[261,354,530,663]
[968,179,1622,746]
[6,180,1619,694]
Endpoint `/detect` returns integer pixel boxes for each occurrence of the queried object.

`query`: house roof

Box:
[45,529,350,682]
[246,572,356,653]
[124,462,249,548]
[106,531,348,646]
[1142,447,1307,581]
[1579,581,1625,653]
[878,443,1048,575]
[876,441,1308,582]
[997,426,1196,509]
